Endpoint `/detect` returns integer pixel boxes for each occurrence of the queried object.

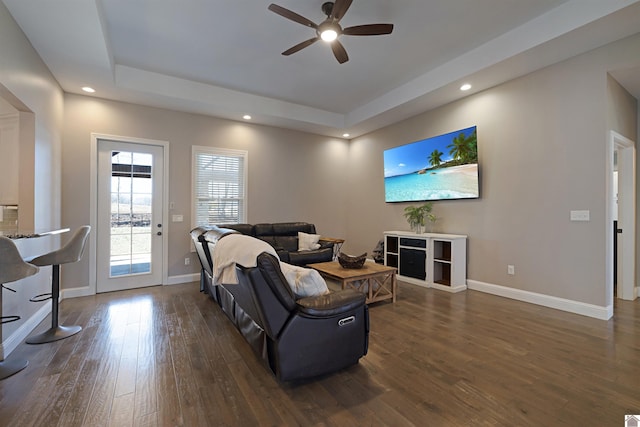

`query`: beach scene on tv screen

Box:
[384,126,479,202]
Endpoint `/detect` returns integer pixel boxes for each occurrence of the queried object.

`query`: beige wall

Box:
[62,95,350,280]
[60,33,640,310]
[0,2,64,344]
[346,33,640,307]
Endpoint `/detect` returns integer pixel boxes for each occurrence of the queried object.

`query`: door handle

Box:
[157,231,162,236]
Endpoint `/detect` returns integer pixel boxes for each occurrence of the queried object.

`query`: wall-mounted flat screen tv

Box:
[384,125,479,202]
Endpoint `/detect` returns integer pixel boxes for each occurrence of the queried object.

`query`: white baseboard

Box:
[60,273,199,300]
[1,303,51,358]
[167,273,199,285]
[397,275,467,293]
[467,279,613,320]
[61,286,94,299]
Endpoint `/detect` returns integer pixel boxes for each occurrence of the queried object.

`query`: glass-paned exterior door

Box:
[97,139,163,293]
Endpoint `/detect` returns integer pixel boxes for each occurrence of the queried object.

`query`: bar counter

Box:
[0,228,70,239]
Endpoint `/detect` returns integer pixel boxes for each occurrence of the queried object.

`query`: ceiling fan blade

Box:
[342,23,394,36]
[331,40,349,64]
[268,4,318,29]
[282,37,319,56]
[330,0,353,21]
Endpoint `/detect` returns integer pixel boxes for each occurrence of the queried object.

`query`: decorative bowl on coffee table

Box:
[338,252,367,269]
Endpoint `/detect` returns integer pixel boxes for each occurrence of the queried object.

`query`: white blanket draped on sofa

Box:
[212,234,279,285]
[212,233,329,297]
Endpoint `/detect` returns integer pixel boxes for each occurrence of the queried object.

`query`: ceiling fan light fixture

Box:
[321,28,338,42]
[318,21,340,42]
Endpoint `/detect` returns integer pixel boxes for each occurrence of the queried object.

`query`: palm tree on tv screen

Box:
[429,150,444,167]
[447,129,477,165]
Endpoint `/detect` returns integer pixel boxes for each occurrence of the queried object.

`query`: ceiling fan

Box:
[267,0,394,64]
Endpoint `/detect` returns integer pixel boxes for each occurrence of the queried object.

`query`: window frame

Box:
[191,145,248,227]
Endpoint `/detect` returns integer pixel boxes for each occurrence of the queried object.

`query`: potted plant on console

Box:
[403,202,434,234]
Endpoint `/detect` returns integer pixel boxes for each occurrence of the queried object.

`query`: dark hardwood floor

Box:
[0,281,638,426]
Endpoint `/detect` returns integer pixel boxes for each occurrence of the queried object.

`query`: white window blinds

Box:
[192,146,247,226]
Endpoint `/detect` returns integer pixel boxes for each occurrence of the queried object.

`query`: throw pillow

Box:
[298,232,321,251]
[280,262,330,298]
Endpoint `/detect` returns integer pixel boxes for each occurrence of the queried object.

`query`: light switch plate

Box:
[570,210,590,221]
[172,214,184,222]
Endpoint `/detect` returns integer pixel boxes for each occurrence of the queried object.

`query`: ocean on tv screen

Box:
[384,163,479,202]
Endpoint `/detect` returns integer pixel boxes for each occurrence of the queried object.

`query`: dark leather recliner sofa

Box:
[191,225,369,382]
[216,222,334,266]
[190,221,334,294]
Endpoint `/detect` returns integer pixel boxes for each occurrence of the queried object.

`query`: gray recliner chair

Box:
[26,226,91,344]
[0,236,39,379]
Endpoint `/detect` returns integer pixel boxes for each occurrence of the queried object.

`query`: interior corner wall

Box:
[346,33,640,308]
[607,75,638,139]
[61,95,350,284]
[0,3,63,233]
[0,2,64,346]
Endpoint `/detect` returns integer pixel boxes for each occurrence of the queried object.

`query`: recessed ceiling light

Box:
[460,83,472,91]
[243,115,252,120]
[82,86,95,93]
[342,133,350,138]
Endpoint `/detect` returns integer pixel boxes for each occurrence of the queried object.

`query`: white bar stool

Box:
[26,226,90,344]
[0,236,39,379]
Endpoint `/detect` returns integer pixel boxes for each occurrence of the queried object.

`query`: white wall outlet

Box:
[172,214,184,222]
[507,265,515,275]
[184,257,190,265]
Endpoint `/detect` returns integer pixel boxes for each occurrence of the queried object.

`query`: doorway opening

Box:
[607,130,636,309]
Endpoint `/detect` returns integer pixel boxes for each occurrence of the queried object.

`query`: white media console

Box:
[383,231,467,293]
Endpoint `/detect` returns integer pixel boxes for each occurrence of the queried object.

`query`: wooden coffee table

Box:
[309,261,397,304]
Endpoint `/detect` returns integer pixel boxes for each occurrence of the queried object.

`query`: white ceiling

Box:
[4,0,640,138]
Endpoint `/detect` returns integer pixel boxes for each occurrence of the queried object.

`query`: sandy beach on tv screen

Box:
[437,163,477,176]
